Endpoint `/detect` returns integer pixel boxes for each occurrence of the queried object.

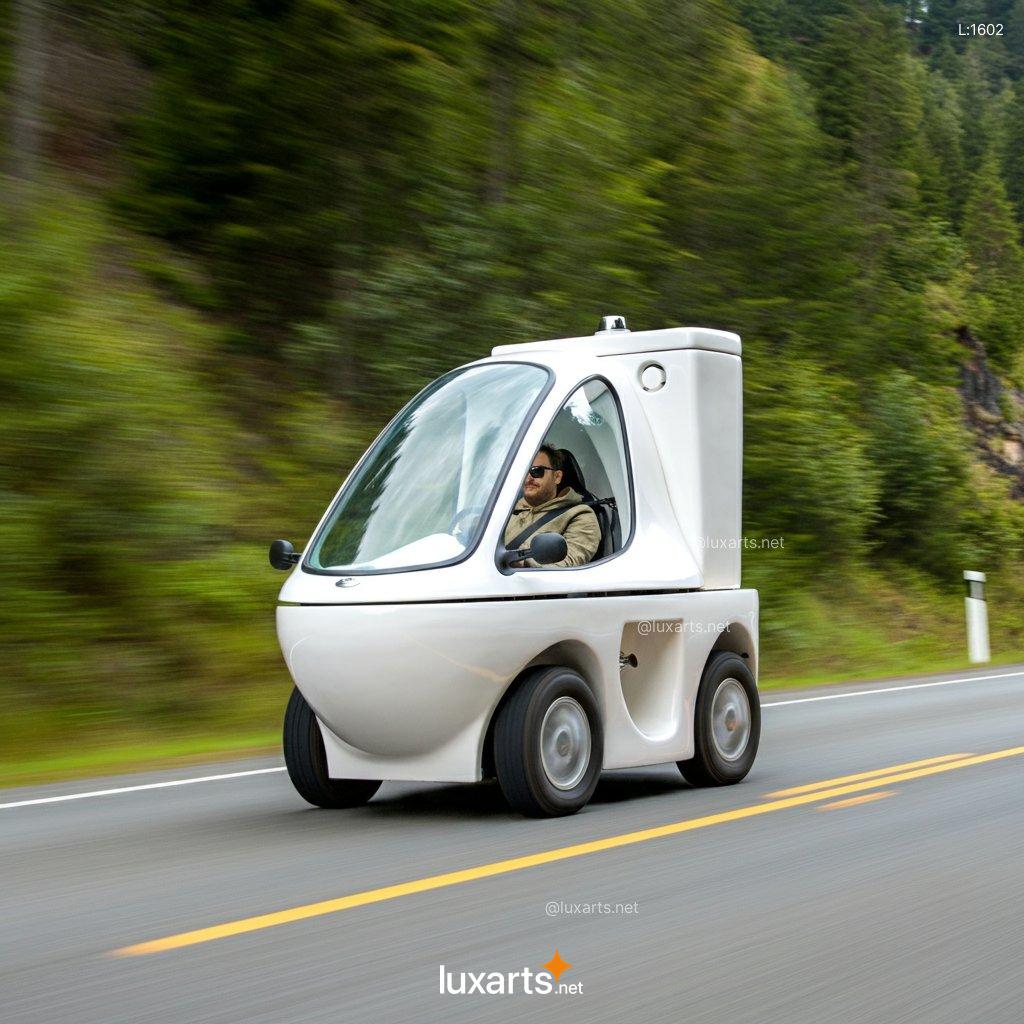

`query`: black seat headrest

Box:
[556,448,587,496]
[551,446,619,558]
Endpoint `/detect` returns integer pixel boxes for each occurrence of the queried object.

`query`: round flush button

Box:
[640,363,667,392]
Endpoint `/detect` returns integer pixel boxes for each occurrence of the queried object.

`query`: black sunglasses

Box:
[527,465,558,479]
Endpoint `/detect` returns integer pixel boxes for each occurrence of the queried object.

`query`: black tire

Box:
[283,687,381,808]
[493,665,603,817]
[678,651,760,787]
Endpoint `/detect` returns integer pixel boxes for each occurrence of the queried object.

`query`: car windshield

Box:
[307,363,550,573]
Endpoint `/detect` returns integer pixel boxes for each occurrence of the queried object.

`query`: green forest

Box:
[3,0,1024,780]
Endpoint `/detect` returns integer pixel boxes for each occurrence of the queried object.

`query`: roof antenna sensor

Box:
[595,315,629,335]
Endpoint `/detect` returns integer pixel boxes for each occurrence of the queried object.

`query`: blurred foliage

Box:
[0,192,372,745]
[2,0,1024,763]
[866,369,1023,575]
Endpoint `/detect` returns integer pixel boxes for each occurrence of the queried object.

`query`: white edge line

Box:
[3,668,1021,810]
[0,766,287,809]
[762,669,1023,707]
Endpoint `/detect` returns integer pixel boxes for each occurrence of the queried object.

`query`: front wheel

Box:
[678,652,760,787]
[283,687,381,808]
[493,666,603,817]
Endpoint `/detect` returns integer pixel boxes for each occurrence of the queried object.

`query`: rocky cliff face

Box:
[959,327,1024,498]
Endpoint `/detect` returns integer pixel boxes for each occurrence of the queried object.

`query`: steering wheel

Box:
[448,505,486,546]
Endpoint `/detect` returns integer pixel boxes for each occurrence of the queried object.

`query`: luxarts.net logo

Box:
[439,950,581,996]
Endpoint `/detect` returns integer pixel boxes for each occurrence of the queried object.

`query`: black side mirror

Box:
[501,531,568,568]
[530,532,568,565]
[269,539,301,570]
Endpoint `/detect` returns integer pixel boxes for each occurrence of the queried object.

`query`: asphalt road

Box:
[3,665,1023,1024]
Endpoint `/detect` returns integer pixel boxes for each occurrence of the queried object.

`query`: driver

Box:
[504,444,601,568]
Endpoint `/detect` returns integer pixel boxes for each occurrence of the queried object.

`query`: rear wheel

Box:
[494,666,603,817]
[678,652,760,787]
[283,687,381,808]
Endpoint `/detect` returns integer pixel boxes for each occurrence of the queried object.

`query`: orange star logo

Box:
[543,949,572,983]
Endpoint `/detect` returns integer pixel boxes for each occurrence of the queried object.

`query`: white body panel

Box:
[276,324,757,781]
[616,347,742,589]
[277,591,758,781]
[491,325,741,359]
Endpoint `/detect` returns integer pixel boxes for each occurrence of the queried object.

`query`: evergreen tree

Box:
[962,150,1024,368]
[1003,75,1024,221]
[920,67,968,220]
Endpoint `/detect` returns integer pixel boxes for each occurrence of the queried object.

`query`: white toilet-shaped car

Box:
[271,318,760,817]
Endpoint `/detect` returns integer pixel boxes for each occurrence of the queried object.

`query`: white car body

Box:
[276,324,758,782]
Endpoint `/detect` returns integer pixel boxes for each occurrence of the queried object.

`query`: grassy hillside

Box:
[0,189,369,778]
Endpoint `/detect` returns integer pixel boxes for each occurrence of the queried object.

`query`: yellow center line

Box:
[766,753,970,798]
[112,745,1024,957]
[819,790,896,811]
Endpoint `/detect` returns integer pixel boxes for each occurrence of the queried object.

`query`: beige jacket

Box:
[503,488,601,568]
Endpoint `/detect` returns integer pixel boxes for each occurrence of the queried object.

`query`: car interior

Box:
[533,378,632,563]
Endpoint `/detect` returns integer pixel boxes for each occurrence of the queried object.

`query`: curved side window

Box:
[502,378,633,569]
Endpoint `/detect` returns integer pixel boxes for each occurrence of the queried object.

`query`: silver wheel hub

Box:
[541,696,591,790]
[711,678,751,762]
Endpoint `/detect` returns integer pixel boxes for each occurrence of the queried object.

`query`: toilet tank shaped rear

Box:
[621,343,742,589]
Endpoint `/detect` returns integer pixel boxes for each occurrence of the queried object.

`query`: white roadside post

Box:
[963,570,990,664]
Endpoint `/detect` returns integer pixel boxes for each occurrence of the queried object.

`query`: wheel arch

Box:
[480,639,603,778]
[708,620,757,681]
